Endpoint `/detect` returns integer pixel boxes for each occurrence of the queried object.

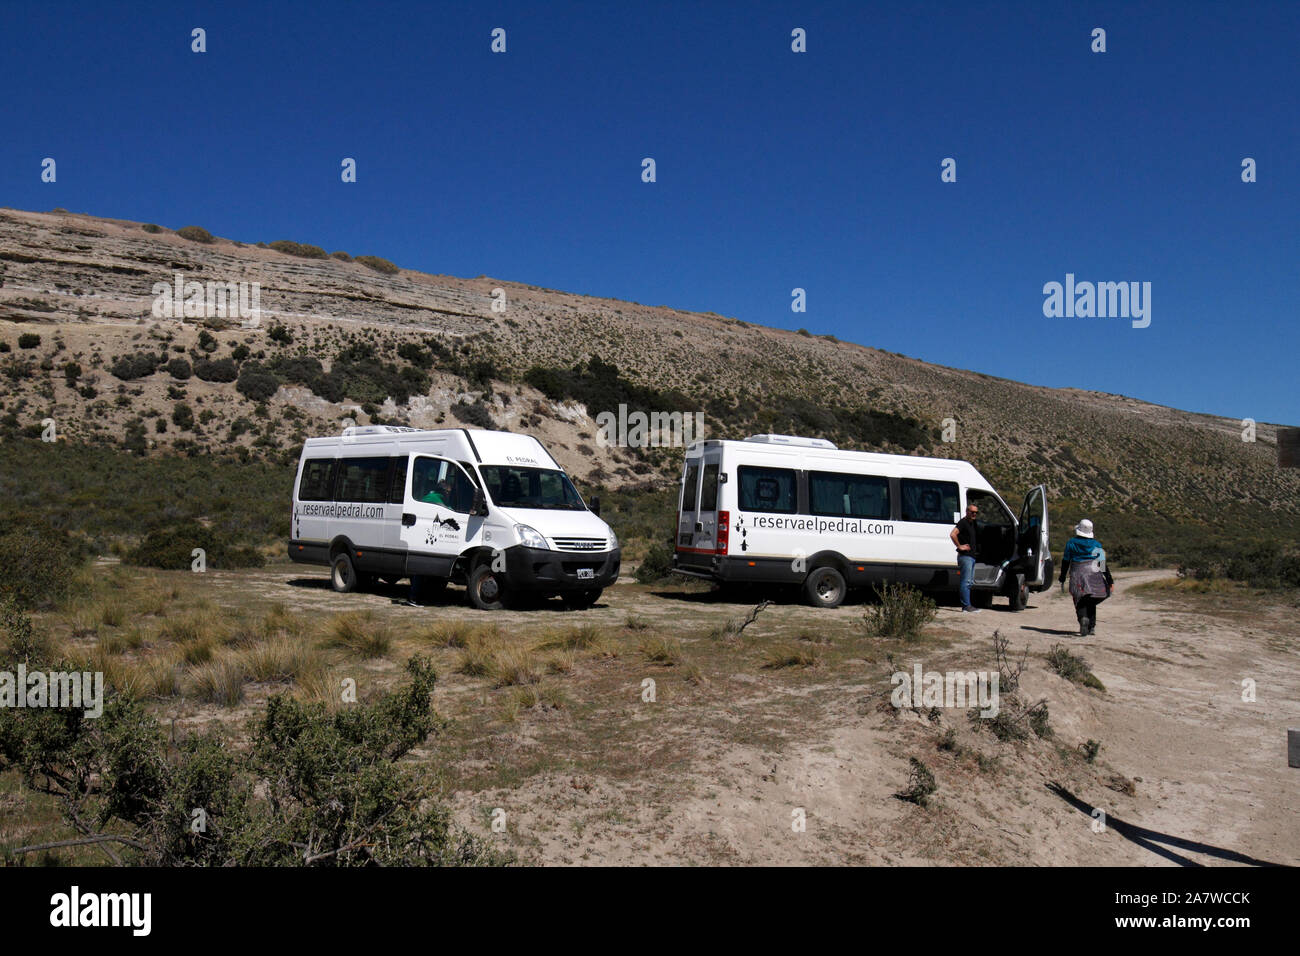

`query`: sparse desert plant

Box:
[326,611,392,658]
[187,656,245,705]
[491,646,542,688]
[639,636,684,666]
[762,644,820,669]
[355,255,400,275]
[240,635,326,684]
[176,225,215,244]
[1045,644,1106,691]
[537,624,606,655]
[457,640,497,677]
[623,614,651,631]
[937,727,964,755]
[141,223,163,233]
[863,583,936,640]
[896,757,938,806]
[1080,738,1102,763]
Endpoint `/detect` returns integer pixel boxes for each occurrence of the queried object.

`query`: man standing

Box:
[950,503,981,613]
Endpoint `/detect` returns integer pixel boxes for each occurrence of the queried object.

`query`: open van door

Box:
[1018,484,1051,590]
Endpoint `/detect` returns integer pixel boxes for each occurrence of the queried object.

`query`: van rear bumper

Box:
[288,540,330,565]
[505,545,621,591]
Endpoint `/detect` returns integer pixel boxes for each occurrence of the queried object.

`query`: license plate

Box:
[576,568,594,580]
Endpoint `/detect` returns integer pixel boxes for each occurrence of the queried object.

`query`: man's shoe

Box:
[403,599,421,608]
[962,606,981,614]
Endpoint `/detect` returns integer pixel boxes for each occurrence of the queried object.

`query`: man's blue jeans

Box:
[958,555,976,608]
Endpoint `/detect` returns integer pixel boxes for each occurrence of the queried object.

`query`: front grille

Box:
[553,537,606,552]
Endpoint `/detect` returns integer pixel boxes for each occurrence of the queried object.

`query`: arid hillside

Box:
[1,207,1296,542]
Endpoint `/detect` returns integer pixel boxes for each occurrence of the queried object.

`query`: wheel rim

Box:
[816,572,842,603]
[333,559,350,589]
[479,574,500,602]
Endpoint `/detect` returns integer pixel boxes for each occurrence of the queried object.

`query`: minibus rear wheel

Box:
[804,566,847,608]
[330,553,358,593]
[468,563,509,611]
[1008,573,1028,611]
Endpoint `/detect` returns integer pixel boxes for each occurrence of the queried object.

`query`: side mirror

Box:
[470,489,488,517]
[590,496,601,517]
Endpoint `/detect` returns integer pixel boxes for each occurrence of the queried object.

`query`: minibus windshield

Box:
[480,465,586,511]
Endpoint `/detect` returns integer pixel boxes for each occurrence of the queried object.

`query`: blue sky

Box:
[2,1,1296,423]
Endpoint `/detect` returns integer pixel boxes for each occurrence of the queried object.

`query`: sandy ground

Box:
[184,563,1300,867]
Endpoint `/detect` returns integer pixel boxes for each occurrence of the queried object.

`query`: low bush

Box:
[268,240,328,260]
[355,255,400,275]
[124,520,265,570]
[0,528,79,609]
[177,225,215,243]
[863,582,936,640]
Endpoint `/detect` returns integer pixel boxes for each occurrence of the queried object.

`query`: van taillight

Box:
[716,510,729,554]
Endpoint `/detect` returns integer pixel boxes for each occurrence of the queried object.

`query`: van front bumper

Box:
[505,545,621,591]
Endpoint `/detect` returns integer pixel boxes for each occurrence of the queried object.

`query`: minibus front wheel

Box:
[803,566,847,609]
[468,562,510,611]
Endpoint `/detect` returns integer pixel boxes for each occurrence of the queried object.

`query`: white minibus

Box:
[290,426,620,610]
[672,434,1050,609]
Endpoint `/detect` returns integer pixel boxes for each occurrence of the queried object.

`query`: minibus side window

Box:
[681,462,701,511]
[299,458,337,501]
[700,464,720,512]
[809,471,889,519]
[737,466,797,514]
[412,457,477,513]
[335,457,391,503]
[387,455,409,505]
[899,478,960,524]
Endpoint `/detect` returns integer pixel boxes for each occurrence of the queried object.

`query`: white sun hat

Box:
[1075,519,1095,538]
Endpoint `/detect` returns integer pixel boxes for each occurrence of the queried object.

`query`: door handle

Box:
[402,513,416,526]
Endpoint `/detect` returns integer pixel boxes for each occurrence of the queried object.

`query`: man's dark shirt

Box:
[955,516,979,560]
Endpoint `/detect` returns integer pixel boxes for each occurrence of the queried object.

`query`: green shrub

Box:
[166,357,192,380]
[268,240,328,259]
[267,325,293,345]
[125,520,265,570]
[17,333,41,349]
[177,225,215,244]
[355,255,400,275]
[635,541,673,583]
[194,357,238,383]
[141,223,164,234]
[896,757,937,806]
[236,364,281,402]
[171,402,194,430]
[1045,644,1106,691]
[0,529,79,609]
[451,401,494,429]
[330,250,352,261]
[109,351,161,381]
[863,582,936,640]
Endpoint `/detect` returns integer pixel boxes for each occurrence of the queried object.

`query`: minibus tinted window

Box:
[738,466,797,514]
[900,478,959,524]
[412,457,477,513]
[387,455,409,505]
[810,471,889,519]
[480,465,585,511]
[681,462,701,512]
[299,458,336,501]
[336,457,391,504]
[700,464,720,512]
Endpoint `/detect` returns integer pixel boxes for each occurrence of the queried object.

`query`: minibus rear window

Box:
[700,464,720,512]
[738,466,797,514]
[681,462,701,512]
[900,478,960,524]
[298,458,336,502]
[809,471,889,520]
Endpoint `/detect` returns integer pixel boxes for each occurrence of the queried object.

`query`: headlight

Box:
[514,524,548,550]
[608,530,619,551]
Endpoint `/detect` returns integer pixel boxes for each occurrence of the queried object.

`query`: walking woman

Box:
[1059,519,1113,636]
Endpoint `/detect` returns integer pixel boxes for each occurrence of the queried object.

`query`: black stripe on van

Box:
[460,429,482,462]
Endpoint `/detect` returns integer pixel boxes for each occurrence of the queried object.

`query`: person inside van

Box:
[950,503,980,613]
[422,479,451,506]
[1059,518,1113,636]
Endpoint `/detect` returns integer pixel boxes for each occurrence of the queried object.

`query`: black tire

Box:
[467,562,510,611]
[803,566,847,608]
[1008,573,1028,611]
[330,552,358,593]
[561,589,602,610]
